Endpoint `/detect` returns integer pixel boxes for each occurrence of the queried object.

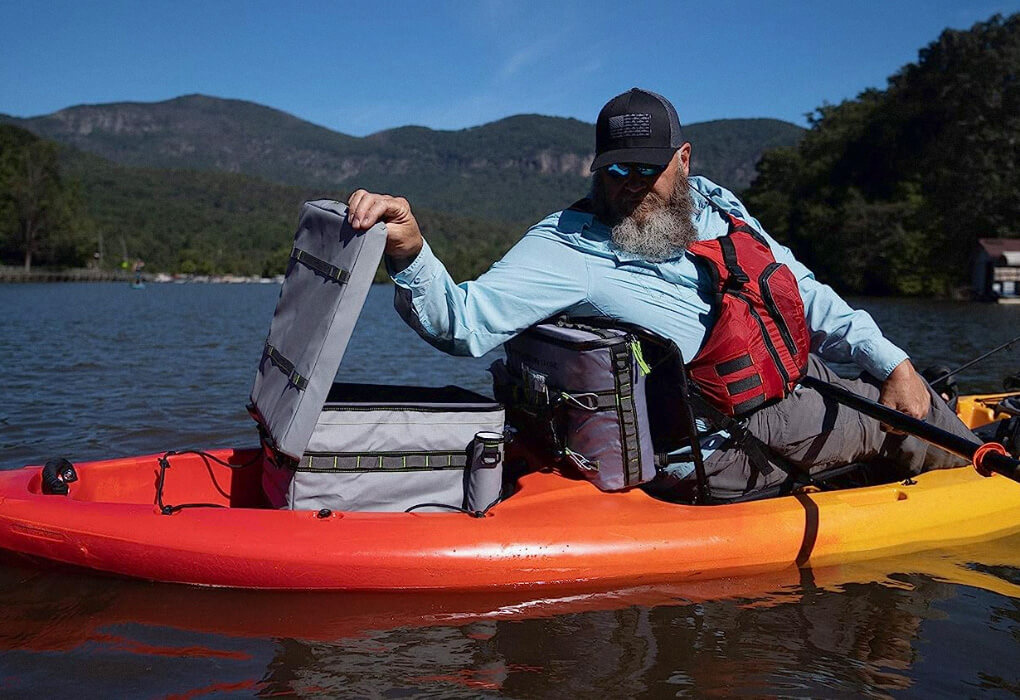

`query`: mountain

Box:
[2,95,804,224]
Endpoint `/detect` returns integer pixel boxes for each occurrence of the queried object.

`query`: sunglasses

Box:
[604,163,666,179]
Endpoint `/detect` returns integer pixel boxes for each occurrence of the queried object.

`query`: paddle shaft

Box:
[800,375,1020,483]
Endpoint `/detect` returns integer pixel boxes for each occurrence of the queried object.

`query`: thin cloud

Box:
[499,37,558,78]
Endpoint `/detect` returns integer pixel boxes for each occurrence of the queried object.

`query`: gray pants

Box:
[653,355,975,501]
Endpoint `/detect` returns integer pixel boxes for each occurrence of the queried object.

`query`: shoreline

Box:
[0,268,284,285]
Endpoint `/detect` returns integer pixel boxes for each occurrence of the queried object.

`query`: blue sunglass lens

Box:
[605,163,663,178]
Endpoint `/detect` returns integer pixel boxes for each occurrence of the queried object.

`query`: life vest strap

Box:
[718,236,749,289]
[716,354,753,376]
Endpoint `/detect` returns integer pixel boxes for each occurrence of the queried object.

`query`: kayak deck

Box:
[1,445,1019,590]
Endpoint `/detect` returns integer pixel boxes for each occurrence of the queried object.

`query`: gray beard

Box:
[592,173,698,262]
[610,204,694,262]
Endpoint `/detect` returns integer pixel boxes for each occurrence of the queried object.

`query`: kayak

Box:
[0,393,1018,591]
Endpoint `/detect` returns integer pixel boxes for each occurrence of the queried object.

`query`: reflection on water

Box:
[0,283,1018,695]
[0,283,500,469]
[0,534,1018,696]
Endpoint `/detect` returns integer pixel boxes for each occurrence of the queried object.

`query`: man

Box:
[347,88,973,500]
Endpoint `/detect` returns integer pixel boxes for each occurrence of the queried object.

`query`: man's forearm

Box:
[389,233,589,357]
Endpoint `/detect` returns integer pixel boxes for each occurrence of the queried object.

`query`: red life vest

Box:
[686,214,811,416]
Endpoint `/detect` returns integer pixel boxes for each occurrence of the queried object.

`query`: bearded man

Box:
[347,88,975,501]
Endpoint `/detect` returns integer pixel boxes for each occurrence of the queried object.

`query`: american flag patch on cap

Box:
[608,113,652,138]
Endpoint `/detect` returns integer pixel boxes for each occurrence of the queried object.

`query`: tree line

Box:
[744,13,1020,295]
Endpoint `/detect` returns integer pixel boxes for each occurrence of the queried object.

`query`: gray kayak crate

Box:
[249,200,504,513]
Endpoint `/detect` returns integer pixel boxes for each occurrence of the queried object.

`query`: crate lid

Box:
[249,199,387,459]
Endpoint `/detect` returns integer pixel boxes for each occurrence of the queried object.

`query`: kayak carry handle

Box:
[800,376,1020,484]
[41,458,78,496]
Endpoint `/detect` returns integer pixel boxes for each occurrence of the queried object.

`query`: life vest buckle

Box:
[725,267,749,291]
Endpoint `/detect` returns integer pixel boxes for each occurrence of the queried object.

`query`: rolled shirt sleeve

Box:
[389,230,589,357]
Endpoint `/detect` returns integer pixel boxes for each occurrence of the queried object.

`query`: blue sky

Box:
[2,1,1018,135]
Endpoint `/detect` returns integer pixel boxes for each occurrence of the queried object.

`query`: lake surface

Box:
[1,282,1018,697]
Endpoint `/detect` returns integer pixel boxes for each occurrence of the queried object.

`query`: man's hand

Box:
[347,189,424,263]
[878,359,931,428]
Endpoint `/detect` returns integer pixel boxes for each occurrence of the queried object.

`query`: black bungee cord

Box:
[155,448,261,516]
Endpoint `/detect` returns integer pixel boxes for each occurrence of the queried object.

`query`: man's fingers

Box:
[363,198,395,231]
[347,190,407,230]
[877,395,929,432]
[347,189,366,218]
[348,190,373,228]
[876,360,931,432]
[348,189,383,229]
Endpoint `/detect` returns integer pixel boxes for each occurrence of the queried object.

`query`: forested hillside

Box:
[745,14,1020,295]
[1,96,804,278]
[0,126,519,279]
[3,98,802,224]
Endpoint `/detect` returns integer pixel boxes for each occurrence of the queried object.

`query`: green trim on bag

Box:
[631,340,652,376]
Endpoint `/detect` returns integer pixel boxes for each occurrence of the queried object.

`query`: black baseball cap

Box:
[590,88,683,172]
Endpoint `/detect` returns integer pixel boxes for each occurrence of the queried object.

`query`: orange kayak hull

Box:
[1,443,1019,590]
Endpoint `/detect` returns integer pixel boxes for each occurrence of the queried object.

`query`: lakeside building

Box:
[973,238,1020,303]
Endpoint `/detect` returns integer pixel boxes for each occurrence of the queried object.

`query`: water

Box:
[0,283,498,468]
[0,282,1018,696]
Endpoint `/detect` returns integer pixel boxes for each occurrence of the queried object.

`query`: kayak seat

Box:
[974,415,1020,458]
[996,395,1020,417]
[648,460,892,505]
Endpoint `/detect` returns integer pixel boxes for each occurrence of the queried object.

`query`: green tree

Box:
[0,124,88,270]
[745,14,1020,296]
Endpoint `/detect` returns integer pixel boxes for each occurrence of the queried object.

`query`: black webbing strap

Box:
[732,394,768,415]
[609,341,643,487]
[263,342,309,390]
[675,347,711,503]
[727,374,763,396]
[291,247,350,284]
[718,236,749,290]
[716,354,753,376]
[688,393,772,471]
[300,451,469,472]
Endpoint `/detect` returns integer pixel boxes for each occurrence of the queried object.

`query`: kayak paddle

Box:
[800,375,1020,484]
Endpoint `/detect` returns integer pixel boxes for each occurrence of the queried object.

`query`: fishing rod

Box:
[801,376,1020,483]
[930,333,1020,385]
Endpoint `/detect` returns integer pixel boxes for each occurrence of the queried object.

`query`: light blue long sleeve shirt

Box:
[390,175,909,382]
